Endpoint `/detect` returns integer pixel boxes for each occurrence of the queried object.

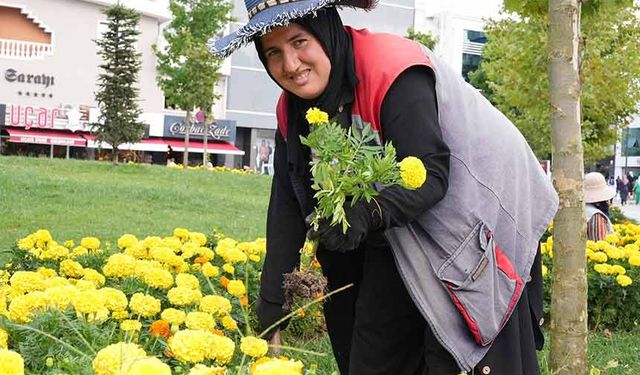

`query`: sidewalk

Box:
[619,203,640,222]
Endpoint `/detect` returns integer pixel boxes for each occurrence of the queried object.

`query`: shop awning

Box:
[85,136,245,155]
[6,128,87,147]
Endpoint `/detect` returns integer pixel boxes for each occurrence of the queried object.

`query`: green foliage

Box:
[405,27,438,50]
[92,4,147,163]
[469,3,640,163]
[154,0,231,114]
[301,121,401,233]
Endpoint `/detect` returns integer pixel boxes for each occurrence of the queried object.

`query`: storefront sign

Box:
[12,134,85,147]
[163,115,236,143]
[3,104,91,131]
[4,68,55,88]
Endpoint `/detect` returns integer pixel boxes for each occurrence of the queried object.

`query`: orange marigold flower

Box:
[298,309,306,318]
[314,292,324,300]
[240,296,249,306]
[312,258,321,269]
[149,319,172,338]
[164,348,174,358]
[220,276,230,288]
[194,256,209,265]
[211,328,224,336]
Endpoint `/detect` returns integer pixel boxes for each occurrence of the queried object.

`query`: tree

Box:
[469,2,640,163]
[93,4,146,165]
[154,0,231,167]
[548,1,588,374]
[406,27,438,50]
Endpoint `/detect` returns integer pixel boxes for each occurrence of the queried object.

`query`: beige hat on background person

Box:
[584,172,616,203]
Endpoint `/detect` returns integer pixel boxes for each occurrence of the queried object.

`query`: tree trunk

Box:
[112,146,119,165]
[203,113,209,167]
[548,1,588,374]
[183,109,191,167]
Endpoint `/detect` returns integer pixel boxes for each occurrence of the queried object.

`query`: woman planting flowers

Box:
[210,3,557,374]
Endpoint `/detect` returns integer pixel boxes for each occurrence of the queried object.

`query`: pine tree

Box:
[154,0,231,167]
[93,3,146,164]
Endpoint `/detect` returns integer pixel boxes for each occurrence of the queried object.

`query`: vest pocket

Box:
[438,222,523,346]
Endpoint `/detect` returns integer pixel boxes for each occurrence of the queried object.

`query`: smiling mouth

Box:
[290,69,310,85]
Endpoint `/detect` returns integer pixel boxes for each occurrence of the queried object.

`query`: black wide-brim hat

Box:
[208,0,376,58]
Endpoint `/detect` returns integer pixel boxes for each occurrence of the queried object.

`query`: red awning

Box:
[85,136,244,155]
[6,128,87,147]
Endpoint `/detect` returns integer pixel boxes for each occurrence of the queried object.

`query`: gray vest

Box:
[384,48,559,371]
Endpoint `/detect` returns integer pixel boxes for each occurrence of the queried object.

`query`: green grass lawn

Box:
[1,156,638,374]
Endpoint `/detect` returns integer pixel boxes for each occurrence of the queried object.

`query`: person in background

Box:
[634,177,640,205]
[620,175,630,205]
[584,172,616,241]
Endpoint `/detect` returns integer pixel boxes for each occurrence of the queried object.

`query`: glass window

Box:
[464,30,487,44]
[462,53,482,82]
[622,128,640,156]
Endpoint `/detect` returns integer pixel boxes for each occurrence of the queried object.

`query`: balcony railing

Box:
[0,38,53,60]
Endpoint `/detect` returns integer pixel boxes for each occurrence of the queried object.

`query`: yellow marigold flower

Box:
[80,237,100,251]
[249,254,261,263]
[0,328,8,349]
[70,246,89,258]
[120,319,142,332]
[143,268,174,290]
[8,292,48,323]
[189,232,208,246]
[44,285,79,310]
[37,267,57,279]
[176,273,200,290]
[130,293,161,318]
[63,240,75,249]
[586,240,597,250]
[59,259,84,278]
[226,280,246,297]
[605,233,620,245]
[612,265,627,275]
[112,310,129,320]
[74,279,97,291]
[210,334,235,364]
[240,336,269,358]
[399,156,427,189]
[202,263,220,278]
[124,244,148,259]
[592,251,608,263]
[91,342,146,375]
[221,315,238,331]
[125,357,171,375]
[616,274,633,287]
[164,236,183,250]
[223,248,248,264]
[161,308,187,325]
[251,357,304,375]
[40,245,70,261]
[199,295,232,317]
[305,107,329,125]
[72,290,105,315]
[117,234,138,249]
[10,271,46,293]
[0,349,25,375]
[103,254,137,278]
[186,311,216,331]
[168,286,202,306]
[594,264,610,274]
[169,329,215,363]
[17,236,35,251]
[99,288,128,311]
[629,255,640,267]
[222,264,235,275]
[34,229,53,244]
[541,265,548,278]
[174,228,190,242]
[82,269,106,288]
[188,364,227,375]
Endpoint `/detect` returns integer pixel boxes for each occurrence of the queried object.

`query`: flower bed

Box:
[542,222,640,330]
[0,228,316,375]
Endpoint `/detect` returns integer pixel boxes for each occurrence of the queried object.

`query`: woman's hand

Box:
[269,329,282,355]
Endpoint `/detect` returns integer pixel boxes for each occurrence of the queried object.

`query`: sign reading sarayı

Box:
[3,104,91,131]
[4,68,55,88]
[163,114,236,143]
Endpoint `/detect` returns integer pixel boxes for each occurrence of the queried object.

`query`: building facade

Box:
[0,0,243,165]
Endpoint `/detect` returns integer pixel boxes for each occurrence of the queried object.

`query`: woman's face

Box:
[260,23,331,100]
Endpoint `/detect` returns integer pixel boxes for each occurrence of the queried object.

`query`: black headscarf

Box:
[254,7,358,178]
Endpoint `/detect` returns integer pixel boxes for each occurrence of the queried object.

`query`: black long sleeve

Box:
[376,66,450,227]
[260,130,307,305]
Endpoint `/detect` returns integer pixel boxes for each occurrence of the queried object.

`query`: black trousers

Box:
[316,234,544,375]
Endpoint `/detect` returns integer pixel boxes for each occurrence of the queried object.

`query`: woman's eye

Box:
[293,39,307,48]
[266,50,280,58]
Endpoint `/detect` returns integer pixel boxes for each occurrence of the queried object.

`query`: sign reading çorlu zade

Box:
[163,115,236,143]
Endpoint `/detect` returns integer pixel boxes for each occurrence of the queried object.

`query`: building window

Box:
[461,29,486,82]
[622,128,640,157]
